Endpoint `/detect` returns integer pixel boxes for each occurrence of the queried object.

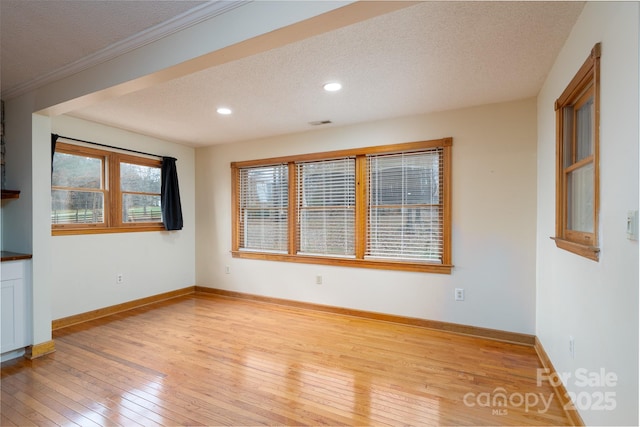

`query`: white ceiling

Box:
[0,0,213,96]
[1,1,584,147]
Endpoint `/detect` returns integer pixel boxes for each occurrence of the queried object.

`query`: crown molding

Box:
[1,0,247,100]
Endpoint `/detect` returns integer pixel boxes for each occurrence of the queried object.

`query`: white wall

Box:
[1,0,357,350]
[2,96,35,255]
[50,116,195,319]
[196,98,538,334]
[536,3,639,426]
[2,95,54,346]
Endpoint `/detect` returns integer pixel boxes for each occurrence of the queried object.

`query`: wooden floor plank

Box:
[54,341,275,425]
[26,368,143,426]
[39,361,164,427]
[5,372,102,427]
[2,381,77,425]
[0,395,38,427]
[2,294,571,426]
[0,412,18,426]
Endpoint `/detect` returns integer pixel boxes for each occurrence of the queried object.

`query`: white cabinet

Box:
[1,259,30,359]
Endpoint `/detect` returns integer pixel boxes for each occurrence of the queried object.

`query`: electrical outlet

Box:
[316,275,323,285]
[116,273,124,284]
[225,265,230,274]
[569,336,575,359]
[455,288,464,301]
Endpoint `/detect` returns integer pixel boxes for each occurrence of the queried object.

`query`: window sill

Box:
[551,237,599,261]
[53,225,166,236]
[231,251,453,274]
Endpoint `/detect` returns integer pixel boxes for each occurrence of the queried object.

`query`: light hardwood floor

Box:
[1,293,571,426]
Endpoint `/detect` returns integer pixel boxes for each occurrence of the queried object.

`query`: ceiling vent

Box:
[308,120,333,126]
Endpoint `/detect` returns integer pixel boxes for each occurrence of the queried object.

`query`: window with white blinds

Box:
[239,164,288,253]
[231,138,452,274]
[297,158,356,257]
[367,149,443,262]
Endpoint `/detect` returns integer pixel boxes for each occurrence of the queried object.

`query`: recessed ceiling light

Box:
[323,82,342,92]
[217,107,232,115]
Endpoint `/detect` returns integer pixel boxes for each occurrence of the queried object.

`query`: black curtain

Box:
[161,157,183,231]
[51,134,59,173]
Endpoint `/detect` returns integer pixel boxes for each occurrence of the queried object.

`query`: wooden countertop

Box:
[1,251,33,262]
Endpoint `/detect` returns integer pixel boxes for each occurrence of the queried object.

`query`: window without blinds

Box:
[553,42,599,261]
[52,151,106,225]
[120,162,162,223]
[52,142,165,234]
[239,164,288,253]
[563,93,595,234]
[367,149,443,262]
[297,158,356,257]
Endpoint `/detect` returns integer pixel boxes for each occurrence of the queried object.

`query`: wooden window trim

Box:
[52,142,164,236]
[115,153,163,229]
[551,237,599,262]
[231,138,453,274]
[553,43,600,260]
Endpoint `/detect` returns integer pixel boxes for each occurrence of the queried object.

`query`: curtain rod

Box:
[54,134,166,159]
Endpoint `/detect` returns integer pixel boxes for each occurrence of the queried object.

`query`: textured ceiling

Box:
[1,1,585,147]
[0,0,210,97]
